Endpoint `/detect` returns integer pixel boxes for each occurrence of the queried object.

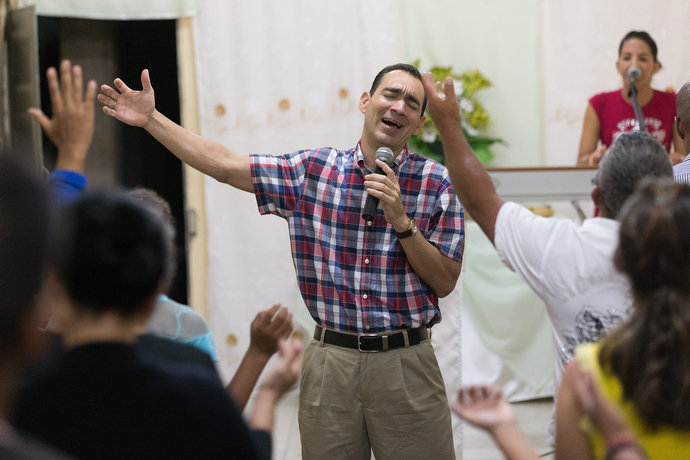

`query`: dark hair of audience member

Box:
[129,187,176,228]
[48,191,176,316]
[0,157,48,360]
[600,179,690,430]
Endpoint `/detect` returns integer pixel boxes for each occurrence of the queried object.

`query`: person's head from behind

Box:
[676,79,690,155]
[616,30,660,88]
[128,188,175,228]
[600,178,690,431]
[0,157,49,366]
[360,63,427,156]
[48,191,175,333]
[594,131,672,219]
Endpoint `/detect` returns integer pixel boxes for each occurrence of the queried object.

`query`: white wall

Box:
[400,0,543,167]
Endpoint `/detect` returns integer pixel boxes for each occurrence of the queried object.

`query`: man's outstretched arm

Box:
[98,70,253,193]
[421,73,505,244]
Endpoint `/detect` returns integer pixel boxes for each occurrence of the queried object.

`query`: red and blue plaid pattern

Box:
[250,143,465,333]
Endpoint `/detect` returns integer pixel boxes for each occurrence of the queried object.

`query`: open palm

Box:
[451,385,516,431]
[98,69,155,128]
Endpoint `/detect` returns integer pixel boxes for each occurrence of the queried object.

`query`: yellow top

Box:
[575,342,690,459]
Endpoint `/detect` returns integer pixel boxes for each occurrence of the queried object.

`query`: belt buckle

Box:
[357,333,381,353]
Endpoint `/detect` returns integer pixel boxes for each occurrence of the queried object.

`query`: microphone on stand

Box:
[627,66,641,86]
[627,66,646,132]
[362,147,394,222]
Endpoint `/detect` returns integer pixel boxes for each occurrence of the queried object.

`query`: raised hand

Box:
[98,69,155,128]
[259,338,303,397]
[451,385,518,432]
[421,73,461,133]
[248,338,303,432]
[249,304,294,357]
[29,60,97,172]
[587,144,607,167]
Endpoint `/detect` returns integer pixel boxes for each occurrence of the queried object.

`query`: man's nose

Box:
[391,98,405,112]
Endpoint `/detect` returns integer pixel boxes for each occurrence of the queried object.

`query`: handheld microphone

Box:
[362,147,394,222]
[627,66,641,85]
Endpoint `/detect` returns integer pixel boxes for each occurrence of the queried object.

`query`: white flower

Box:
[461,119,478,136]
[421,126,438,143]
[459,98,474,113]
[452,80,464,97]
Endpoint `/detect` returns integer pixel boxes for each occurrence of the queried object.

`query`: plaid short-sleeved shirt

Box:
[250,142,465,333]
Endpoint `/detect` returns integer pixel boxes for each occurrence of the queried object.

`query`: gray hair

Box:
[596,131,672,219]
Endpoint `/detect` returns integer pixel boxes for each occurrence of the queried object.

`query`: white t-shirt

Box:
[494,201,633,444]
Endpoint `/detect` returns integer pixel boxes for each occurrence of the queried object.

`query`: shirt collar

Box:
[355,141,409,174]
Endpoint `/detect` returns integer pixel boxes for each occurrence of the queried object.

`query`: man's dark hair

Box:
[49,190,176,316]
[0,157,48,357]
[596,131,672,219]
[369,63,427,115]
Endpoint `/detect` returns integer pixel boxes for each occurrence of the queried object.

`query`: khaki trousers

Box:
[298,336,455,460]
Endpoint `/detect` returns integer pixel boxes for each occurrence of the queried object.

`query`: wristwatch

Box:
[395,219,418,239]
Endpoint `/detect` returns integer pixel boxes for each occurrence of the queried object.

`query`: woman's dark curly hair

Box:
[600,178,690,431]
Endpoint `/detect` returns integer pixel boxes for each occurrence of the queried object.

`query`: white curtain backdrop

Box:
[20,0,200,19]
[193,0,407,377]
[543,0,690,166]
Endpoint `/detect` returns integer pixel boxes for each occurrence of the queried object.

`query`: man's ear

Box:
[677,116,685,140]
[591,185,605,217]
[359,92,370,114]
[413,115,426,135]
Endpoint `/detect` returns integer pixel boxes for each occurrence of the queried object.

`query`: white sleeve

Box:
[493,201,573,299]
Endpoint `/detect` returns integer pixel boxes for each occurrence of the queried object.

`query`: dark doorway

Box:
[37,17,189,304]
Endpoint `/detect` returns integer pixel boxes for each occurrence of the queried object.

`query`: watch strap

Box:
[395,219,417,239]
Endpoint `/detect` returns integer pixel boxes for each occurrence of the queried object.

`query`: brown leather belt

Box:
[313,324,429,352]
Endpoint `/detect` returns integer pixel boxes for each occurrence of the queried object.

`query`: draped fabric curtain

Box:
[20,0,201,19]
[193,0,407,376]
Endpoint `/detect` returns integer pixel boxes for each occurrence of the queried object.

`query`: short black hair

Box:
[0,157,48,356]
[619,30,659,63]
[49,190,176,316]
[369,63,427,115]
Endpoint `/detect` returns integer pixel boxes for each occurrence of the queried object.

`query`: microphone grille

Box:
[375,147,394,165]
[628,66,641,82]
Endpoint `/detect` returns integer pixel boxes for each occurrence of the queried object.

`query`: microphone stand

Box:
[628,82,646,133]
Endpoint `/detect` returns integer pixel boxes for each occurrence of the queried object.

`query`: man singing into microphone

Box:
[99,63,464,460]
